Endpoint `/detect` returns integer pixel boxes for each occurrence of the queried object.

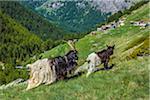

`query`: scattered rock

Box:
[96,18,125,32]
[0,78,25,90]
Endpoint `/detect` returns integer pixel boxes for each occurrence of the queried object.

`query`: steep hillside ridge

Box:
[39,1,149,61]
[22,0,142,33]
[0,1,66,40]
[90,0,142,13]
[33,0,110,33]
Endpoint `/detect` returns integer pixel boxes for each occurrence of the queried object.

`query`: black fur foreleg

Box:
[104,60,109,70]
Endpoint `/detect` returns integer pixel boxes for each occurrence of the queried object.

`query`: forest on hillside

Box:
[0,1,86,64]
[0,1,65,40]
[0,1,85,85]
[33,0,110,33]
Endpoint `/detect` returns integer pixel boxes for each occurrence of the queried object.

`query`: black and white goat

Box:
[52,49,78,80]
[74,45,115,77]
[26,40,78,90]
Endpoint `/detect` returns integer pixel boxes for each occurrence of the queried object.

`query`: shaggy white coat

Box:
[26,58,56,90]
[74,52,101,77]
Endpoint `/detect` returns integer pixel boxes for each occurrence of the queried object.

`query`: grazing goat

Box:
[26,58,55,90]
[26,40,78,90]
[52,49,78,80]
[96,45,115,69]
[54,39,78,80]
[74,45,115,77]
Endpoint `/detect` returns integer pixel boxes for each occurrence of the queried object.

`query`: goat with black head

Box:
[96,45,115,69]
[74,45,115,77]
[26,39,78,90]
[53,49,78,80]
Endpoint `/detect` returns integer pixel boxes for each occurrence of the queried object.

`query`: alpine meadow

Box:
[0,0,149,100]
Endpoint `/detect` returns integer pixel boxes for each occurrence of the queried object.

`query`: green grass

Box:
[0,3,149,100]
[0,57,148,100]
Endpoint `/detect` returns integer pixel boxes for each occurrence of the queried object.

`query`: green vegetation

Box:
[0,1,85,41]
[107,0,149,22]
[0,1,85,85]
[0,57,148,100]
[20,0,47,8]
[0,11,43,84]
[0,2,149,99]
[97,0,149,27]
[0,11,43,65]
[0,1,65,40]
[124,37,149,59]
[35,1,110,33]
[0,63,28,85]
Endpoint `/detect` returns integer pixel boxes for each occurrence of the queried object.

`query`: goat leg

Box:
[104,60,109,70]
[45,65,56,85]
[74,62,88,75]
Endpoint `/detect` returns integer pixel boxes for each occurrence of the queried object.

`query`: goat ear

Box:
[67,40,75,50]
[113,45,115,48]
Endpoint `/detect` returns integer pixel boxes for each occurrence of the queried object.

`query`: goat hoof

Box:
[104,67,109,70]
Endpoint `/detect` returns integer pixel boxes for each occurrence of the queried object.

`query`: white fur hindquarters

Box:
[26,59,56,90]
[74,52,101,77]
[74,62,89,75]
[86,52,101,67]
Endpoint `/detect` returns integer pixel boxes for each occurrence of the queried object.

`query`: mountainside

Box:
[0,2,149,99]
[0,11,44,65]
[22,0,142,33]
[0,1,87,66]
[0,11,45,84]
[0,1,66,40]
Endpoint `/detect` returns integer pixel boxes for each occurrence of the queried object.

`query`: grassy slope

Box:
[0,3,149,100]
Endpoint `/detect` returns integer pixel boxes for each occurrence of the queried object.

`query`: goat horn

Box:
[67,40,76,50]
